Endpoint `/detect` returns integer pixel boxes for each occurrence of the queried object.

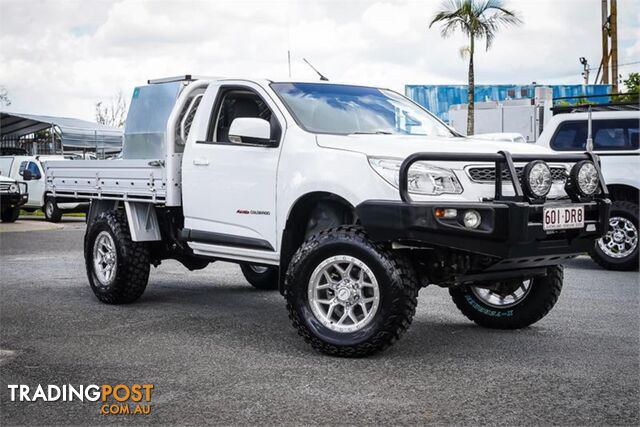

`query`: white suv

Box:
[537,110,639,271]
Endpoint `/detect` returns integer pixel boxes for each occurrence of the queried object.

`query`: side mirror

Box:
[22,169,33,181]
[228,118,274,146]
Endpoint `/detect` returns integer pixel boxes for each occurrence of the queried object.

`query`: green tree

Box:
[430,0,522,135]
[620,72,639,103]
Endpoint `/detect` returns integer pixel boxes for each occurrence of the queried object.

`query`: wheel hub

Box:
[308,255,380,333]
[93,231,118,286]
[336,286,353,303]
[598,216,638,259]
[471,279,533,309]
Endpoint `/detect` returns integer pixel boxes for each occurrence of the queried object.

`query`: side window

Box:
[550,119,640,151]
[27,162,42,179]
[550,121,586,151]
[593,119,639,150]
[209,88,281,144]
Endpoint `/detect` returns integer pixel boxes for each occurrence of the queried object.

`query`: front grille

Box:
[0,182,11,192]
[467,166,567,183]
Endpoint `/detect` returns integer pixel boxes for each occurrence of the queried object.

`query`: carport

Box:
[0,111,123,157]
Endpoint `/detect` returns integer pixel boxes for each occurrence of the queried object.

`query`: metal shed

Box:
[0,111,123,156]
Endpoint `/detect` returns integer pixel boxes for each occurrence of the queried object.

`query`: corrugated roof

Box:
[0,111,123,149]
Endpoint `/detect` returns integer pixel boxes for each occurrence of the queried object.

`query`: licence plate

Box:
[543,205,584,231]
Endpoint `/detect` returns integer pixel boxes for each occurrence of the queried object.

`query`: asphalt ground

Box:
[0,220,638,425]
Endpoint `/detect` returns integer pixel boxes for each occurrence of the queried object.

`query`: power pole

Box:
[600,0,609,85]
[610,0,618,93]
[598,0,618,92]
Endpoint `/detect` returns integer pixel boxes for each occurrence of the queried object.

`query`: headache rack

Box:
[399,151,608,204]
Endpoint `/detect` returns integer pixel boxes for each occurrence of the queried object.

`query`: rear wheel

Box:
[285,226,418,357]
[0,207,19,223]
[589,201,639,271]
[85,210,150,304]
[449,266,563,329]
[44,198,62,222]
[240,264,279,290]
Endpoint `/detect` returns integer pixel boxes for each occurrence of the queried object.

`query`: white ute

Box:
[537,106,639,271]
[46,76,611,356]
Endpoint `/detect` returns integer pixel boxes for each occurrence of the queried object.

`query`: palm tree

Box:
[430,0,522,135]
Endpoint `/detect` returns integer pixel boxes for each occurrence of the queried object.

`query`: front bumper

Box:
[0,182,28,209]
[357,150,611,273]
[0,192,28,208]
[357,198,610,270]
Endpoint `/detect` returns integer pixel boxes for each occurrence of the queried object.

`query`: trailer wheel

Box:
[44,197,62,222]
[285,226,418,357]
[240,264,279,290]
[589,201,639,271]
[0,207,20,223]
[449,266,563,329]
[85,210,150,304]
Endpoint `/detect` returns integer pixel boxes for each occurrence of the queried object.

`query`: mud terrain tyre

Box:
[589,201,639,271]
[1,207,19,223]
[44,197,62,222]
[240,264,279,290]
[285,226,418,357]
[449,266,563,329]
[85,210,150,304]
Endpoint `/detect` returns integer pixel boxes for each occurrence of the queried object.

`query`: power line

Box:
[588,60,640,71]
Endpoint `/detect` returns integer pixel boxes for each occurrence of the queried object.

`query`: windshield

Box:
[271,83,455,137]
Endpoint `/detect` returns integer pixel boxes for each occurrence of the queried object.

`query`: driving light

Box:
[9,183,18,193]
[570,160,599,197]
[463,210,481,229]
[369,157,463,195]
[523,161,552,199]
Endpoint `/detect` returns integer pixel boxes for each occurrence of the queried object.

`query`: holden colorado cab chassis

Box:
[45,76,610,357]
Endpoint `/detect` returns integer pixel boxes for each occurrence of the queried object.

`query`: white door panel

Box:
[182,81,285,251]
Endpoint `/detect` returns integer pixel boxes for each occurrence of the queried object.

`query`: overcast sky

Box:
[1,0,638,121]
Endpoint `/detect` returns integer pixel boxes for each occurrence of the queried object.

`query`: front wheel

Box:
[285,226,418,357]
[449,266,563,329]
[44,198,62,222]
[589,201,639,271]
[84,210,150,304]
[240,264,279,290]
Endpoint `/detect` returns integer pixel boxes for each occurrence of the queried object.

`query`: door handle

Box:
[193,158,209,166]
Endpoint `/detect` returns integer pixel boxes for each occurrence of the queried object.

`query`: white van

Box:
[0,155,87,221]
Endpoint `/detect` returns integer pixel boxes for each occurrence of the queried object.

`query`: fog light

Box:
[463,210,481,229]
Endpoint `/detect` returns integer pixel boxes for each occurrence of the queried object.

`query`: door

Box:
[19,160,45,207]
[182,82,285,253]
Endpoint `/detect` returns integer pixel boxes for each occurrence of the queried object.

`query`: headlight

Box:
[9,183,18,193]
[567,160,599,198]
[523,160,552,199]
[369,157,463,195]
